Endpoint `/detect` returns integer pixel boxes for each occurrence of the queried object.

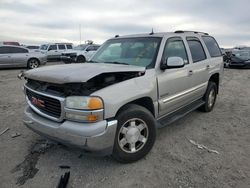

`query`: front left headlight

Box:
[65,96,104,122]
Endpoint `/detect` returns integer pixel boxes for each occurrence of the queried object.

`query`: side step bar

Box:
[157,99,205,129]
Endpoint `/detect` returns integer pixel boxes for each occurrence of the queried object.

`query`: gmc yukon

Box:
[22,31,223,163]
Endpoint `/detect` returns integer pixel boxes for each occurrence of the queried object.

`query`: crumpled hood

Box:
[24,63,145,84]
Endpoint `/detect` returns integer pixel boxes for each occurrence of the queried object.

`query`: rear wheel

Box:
[76,55,86,63]
[112,104,156,163]
[27,58,40,69]
[199,82,217,112]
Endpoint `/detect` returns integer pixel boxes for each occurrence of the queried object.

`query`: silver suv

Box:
[22,31,223,163]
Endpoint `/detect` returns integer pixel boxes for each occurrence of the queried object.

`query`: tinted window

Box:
[0,46,28,53]
[86,46,95,51]
[0,47,10,54]
[163,37,189,64]
[93,45,100,50]
[202,36,221,57]
[58,44,66,50]
[187,37,206,63]
[48,45,57,50]
[66,44,72,49]
[27,46,39,49]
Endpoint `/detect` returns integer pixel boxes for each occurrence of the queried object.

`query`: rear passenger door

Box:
[10,47,29,66]
[185,37,210,101]
[157,37,193,116]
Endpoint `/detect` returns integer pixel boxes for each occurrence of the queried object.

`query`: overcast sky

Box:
[0,0,249,47]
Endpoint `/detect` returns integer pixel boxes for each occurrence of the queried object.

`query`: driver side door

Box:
[157,37,193,117]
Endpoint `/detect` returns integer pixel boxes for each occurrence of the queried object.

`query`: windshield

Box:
[74,44,87,50]
[233,51,250,60]
[91,37,162,68]
[40,44,48,50]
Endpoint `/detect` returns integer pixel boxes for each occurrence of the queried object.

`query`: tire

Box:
[76,55,86,63]
[112,104,156,163]
[199,81,217,112]
[27,58,40,69]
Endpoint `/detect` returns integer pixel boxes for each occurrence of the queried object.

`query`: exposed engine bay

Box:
[26,71,144,96]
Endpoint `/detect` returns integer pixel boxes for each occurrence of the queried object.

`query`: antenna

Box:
[79,24,82,44]
[149,28,154,35]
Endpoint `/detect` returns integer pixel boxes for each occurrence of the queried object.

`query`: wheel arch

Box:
[115,97,155,118]
[209,73,219,93]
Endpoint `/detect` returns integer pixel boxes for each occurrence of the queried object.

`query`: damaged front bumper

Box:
[23,106,117,155]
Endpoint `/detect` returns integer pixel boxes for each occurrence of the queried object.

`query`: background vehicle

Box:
[40,43,73,61]
[0,41,20,46]
[61,44,100,63]
[23,31,223,163]
[0,45,47,69]
[228,50,250,68]
[25,45,40,52]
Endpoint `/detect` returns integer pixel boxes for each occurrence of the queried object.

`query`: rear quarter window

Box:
[202,36,222,57]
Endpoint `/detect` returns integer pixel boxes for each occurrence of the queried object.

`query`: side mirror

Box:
[161,57,185,70]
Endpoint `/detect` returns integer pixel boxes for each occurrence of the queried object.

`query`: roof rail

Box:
[174,30,209,35]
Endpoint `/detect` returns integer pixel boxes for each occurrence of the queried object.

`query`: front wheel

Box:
[27,58,40,69]
[76,56,86,63]
[199,82,217,112]
[112,104,156,163]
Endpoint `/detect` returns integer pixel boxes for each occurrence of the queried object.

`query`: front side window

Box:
[187,37,206,63]
[202,36,221,57]
[48,45,57,50]
[58,44,66,50]
[91,37,162,68]
[162,37,189,64]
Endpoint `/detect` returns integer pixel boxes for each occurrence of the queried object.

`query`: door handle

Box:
[206,65,210,70]
[188,70,193,76]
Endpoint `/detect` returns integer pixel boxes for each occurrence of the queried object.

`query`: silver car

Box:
[0,45,47,69]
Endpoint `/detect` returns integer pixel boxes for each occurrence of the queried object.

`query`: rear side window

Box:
[202,36,222,57]
[0,47,28,53]
[66,44,72,49]
[187,37,206,63]
[58,44,66,50]
[163,37,189,64]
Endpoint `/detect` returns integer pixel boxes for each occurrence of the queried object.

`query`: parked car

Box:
[228,50,250,68]
[61,44,100,63]
[25,45,40,52]
[0,41,20,46]
[40,43,73,61]
[0,45,47,69]
[22,31,223,163]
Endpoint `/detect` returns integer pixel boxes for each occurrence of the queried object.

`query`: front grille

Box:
[26,88,61,118]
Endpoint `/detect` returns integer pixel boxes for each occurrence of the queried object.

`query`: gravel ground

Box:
[0,64,250,188]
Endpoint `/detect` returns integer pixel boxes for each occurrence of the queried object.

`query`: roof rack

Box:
[174,30,209,35]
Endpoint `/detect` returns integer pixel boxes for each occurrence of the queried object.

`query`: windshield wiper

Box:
[104,61,129,65]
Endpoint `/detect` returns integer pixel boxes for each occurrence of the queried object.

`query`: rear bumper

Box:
[23,106,117,155]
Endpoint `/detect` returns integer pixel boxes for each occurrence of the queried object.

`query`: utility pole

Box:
[79,24,82,44]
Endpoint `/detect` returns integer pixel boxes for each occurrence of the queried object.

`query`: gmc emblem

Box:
[31,96,45,108]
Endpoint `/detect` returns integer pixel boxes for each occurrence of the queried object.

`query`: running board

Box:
[157,99,205,129]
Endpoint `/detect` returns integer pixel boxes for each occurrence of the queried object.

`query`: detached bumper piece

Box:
[23,106,118,155]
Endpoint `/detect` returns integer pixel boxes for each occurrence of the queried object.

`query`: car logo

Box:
[31,96,45,108]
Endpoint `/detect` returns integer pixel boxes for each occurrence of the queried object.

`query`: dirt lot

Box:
[0,64,250,188]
